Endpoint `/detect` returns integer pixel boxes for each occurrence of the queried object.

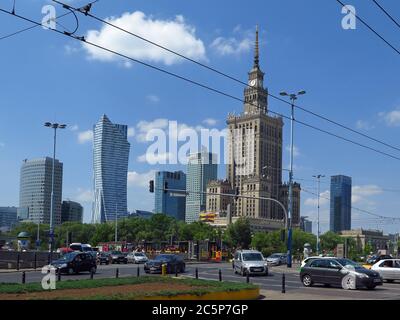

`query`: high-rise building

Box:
[92,115,130,224]
[185,152,218,223]
[226,27,300,224]
[0,207,18,232]
[154,171,186,221]
[206,180,233,215]
[300,216,313,233]
[19,157,63,225]
[330,175,352,232]
[279,183,301,227]
[61,201,83,223]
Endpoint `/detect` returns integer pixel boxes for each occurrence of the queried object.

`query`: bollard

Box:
[17,253,20,271]
[162,264,167,276]
[219,269,222,282]
[57,269,61,282]
[34,253,37,271]
[116,268,119,279]
[195,268,199,280]
[282,273,286,294]
[22,271,26,284]
[175,265,178,278]
[137,267,140,278]
[90,269,94,280]
[246,272,250,284]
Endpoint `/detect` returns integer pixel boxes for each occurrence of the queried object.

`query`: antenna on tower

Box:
[254,25,259,68]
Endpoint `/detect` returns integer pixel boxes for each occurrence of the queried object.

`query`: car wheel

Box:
[342,275,356,290]
[386,279,394,283]
[302,274,313,287]
[68,268,74,275]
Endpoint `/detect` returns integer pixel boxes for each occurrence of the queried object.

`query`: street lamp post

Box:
[279,90,306,268]
[115,201,118,244]
[313,174,325,255]
[44,122,66,261]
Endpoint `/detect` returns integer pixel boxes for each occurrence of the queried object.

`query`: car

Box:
[232,250,269,277]
[367,254,393,265]
[301,256,336,268]
[371,259,400,283]
[127,252,149,264]
[51,252,97,275]
[144,254,186,274]
[300,258,383,290]
[110,251,128,264]
[266,253,287,266]
[97,252,112,265]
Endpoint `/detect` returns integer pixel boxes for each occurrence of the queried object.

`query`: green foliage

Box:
[320,231,344,252]
[224,217,252,249]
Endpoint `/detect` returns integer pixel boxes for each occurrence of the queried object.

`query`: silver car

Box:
[127,252,149,264]
[233,250,269,276]
[371,259,400,282]
[266,253,288,266]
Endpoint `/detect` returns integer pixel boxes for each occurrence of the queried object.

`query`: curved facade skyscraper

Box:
[92,115,130,224]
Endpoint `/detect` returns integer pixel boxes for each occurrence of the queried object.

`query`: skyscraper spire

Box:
[254,25,259,68]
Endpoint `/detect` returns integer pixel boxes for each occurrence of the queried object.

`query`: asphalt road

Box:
[1,262,400,300]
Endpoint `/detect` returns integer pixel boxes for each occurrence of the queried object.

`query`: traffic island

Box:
[0,276,259,300]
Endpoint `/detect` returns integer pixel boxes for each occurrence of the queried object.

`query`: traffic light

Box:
[149,180,154,193]
[280,229,286,242]
[164,182,169,194]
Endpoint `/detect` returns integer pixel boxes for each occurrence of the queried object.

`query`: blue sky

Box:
[0,0,399,234]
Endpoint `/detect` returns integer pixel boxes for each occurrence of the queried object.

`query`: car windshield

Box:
[243,253,263,261]
[337,258,363,269]
[82,247,92,252]
[269,254,281,258]
[135,253,145,257]
[155,255,174,261]
[111,251,122,255]
[59,253,77,261]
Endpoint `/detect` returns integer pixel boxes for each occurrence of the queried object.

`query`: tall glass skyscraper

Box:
[19,157,63,225]
[330,175,352,233]
[185,152,218,223]
[92,115,130,224]
[154,171,186,221]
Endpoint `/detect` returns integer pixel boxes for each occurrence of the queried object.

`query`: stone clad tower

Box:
[226,27,285,221]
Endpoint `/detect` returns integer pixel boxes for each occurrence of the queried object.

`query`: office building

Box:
[61,200,83,223]
[300,216,313,233]
[0,207,18,232]
[206,179,233,216]
[154,171,186,221]
[92,115,130,224]
[19,157,63,225]
[185,152,218,223]
[330,175,352,232]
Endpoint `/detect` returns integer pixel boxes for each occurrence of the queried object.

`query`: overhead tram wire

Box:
[335,0,400,55]
[3,7,400,163]
[301,188,400,221]
[372,0,400,30]
[51,0,400,154]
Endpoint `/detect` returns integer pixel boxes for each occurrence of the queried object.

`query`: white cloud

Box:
[146,95,160,103]
[210,36,252,56]
[83,11,206,66]
[136,118,169,142]
[352,185,382,204]
[379,109,400,127]
[74,188,93,203]
[203,118,217,126]
[355,120,374,130]
[78,130,93,144]
[128,170,156,188]
[304,190,330,207]
[70,124,79,132]
[127,127,135,138]
[285,145,300,157]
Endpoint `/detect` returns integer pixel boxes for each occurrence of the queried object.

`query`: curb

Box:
[142,288,260,300]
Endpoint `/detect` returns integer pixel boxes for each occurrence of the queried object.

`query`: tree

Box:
[320,231,344,252]
[224,217,252,249]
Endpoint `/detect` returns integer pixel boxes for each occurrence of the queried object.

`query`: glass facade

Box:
[185,152,218,223]
[0,207,18,232]
[61,201,83,223]
[154,171,186,221]
[19,157,63,225]
[330,175,352,232]
[92,115,130,224]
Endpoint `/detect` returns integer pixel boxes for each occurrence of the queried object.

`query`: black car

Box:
[97,252,112,265]
[110,251,128,264]
[367,254,393,265]
[51,252,97,275]
[300,258,383,290]
[144,254,186,274]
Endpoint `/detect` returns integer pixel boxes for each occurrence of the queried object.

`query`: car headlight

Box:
[60,263,67,268]
[355,273,369,278]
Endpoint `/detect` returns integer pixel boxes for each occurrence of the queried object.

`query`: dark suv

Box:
[144,254,186,274]
[110,251,128,264]
[300,258,382,290]
[51,252,97,275]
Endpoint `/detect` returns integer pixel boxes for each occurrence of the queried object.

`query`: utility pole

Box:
[44,122,66,261]
[313,174,325,255]
[280,90,306,268]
